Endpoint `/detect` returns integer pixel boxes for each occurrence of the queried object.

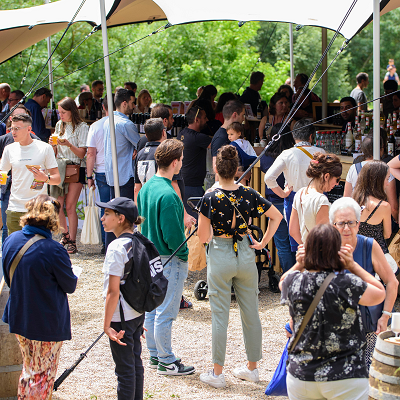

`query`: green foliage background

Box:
[0,0,399,105]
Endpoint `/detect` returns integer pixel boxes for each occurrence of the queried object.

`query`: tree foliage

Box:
[0,1,400,107]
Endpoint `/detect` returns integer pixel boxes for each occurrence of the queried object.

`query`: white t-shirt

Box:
[102,236,142,323]
[346,160,395,189]
[293,187,331,243]
[0,140,58,212]
[233,139,257,156]
[86,116,108,173]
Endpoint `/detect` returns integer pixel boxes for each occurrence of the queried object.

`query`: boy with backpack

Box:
[98,197,148,400]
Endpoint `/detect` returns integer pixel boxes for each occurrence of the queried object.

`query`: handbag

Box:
[288,272,335,353]
[81,187,102,245]
[64,164,80,183]
[186,226,207,272]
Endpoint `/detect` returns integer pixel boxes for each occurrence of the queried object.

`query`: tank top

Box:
[358,201,388,254]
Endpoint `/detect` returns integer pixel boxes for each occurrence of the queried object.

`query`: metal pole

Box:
[373,0,380,160]
[321,28,328,121]
[44,0,54,107]
[289,23,294,88]
[100,0,120,197]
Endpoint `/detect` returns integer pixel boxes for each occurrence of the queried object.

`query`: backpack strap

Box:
[355,162,362,175]
[297,147,313,159]
[365,200,383,223]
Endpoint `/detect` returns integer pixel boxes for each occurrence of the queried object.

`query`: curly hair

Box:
[216,145,239,180]
[20,194,61,233]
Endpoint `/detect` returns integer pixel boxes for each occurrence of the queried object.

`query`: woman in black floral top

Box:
[197,145,282,388]
[280,224,385,400]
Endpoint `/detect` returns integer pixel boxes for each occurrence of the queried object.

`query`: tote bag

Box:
[81,187,102,245]
[186,227,207,272]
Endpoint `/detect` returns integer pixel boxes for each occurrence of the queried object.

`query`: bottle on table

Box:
[51,102,58,128]
[395,119,400,156]
[355,126,361,153]
[364,117,370,139]
[345,122,353,155]
[380,103,385,128]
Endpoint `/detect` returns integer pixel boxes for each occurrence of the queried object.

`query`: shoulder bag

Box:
[288,272,335,353]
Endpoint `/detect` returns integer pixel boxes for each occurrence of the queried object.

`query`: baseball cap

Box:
[96,197,138,223]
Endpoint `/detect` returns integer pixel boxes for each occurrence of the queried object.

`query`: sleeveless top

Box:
[358,201,388,254]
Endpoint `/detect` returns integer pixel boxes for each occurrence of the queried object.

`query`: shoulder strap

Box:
[288,272,335,353]
[9,234,45,285]
[365,200,383,222]
[299,189,309,234]
[297,146,313,159]
[355,162,362,174]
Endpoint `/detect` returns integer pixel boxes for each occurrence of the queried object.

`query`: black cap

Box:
[96,197,138,223]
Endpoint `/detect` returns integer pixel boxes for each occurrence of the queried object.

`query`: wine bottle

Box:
[256,99,263,119]
[388,127,395,156]
[345,122,353,155]
[51,102,58,127]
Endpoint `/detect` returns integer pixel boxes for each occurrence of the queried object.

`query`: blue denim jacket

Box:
[104,111,140,186]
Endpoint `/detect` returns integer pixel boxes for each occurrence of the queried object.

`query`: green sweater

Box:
[137,175,188,261]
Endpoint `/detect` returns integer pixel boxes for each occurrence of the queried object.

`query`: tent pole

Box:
[44,0,54,107]
[100,0,120,197]
[373,0,380,160]
[321,28,328,121]
[289,23,294,88]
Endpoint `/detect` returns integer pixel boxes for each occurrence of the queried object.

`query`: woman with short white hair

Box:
[330,196,398,368]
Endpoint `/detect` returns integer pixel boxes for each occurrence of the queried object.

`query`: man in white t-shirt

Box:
[0,114,60,234]
[86,94,115,253]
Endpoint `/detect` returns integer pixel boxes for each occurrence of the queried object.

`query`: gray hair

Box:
[292,118,315,142]
[329,197,361,224]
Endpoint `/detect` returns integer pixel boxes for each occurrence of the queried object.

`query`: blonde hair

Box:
[20,194,61,233]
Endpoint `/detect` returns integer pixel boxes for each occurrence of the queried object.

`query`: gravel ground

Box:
[51,231,290,400]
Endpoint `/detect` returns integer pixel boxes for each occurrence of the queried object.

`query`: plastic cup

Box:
[51,134,59,146]
[0,171,7,185]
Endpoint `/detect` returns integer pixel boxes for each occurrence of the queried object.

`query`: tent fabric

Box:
[0,0,397,65]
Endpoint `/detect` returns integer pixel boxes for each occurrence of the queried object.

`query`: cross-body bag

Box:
[288,272,335,353]
[9,234,45,284]
[297,146,314,159]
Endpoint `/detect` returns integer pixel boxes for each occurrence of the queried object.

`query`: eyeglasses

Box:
[9,126,28,133]
[334,220,358,228]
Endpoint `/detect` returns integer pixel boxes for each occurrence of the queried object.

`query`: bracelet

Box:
[45,174,51,184]
[382,311,392,317]
[87,176,93,180]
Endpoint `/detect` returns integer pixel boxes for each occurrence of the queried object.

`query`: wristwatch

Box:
[45,174,51,184]
[382,311,392,317]
[87,176,93,180]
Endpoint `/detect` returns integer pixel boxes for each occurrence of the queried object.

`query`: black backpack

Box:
[118,232,168,315]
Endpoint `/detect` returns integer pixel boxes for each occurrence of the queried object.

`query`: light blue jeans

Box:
[144,256,188,365]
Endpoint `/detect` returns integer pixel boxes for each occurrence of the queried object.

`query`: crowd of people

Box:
[1,70,400,400]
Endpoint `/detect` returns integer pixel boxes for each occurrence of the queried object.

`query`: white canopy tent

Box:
[0,0,397,189]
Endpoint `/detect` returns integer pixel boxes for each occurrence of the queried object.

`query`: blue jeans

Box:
[183,186,204,219]
[284,192,298,253]
[144,256,188,364]
[1,188,10,243]
[272,203,296,273]
[110,314,145,400]
[95,173,111,246]
[107,177,135,247]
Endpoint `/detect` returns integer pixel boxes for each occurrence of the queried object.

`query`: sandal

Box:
[67,240,77,254]
[60,231,71,247]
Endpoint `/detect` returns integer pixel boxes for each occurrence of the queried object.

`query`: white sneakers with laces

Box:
[232,365,259,382]
[199,370,227,388]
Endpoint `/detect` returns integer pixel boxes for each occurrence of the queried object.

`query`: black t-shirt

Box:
[211,127,229,157]
[134,141,184,196]
[239,87,260,115]
[179,127,212,187]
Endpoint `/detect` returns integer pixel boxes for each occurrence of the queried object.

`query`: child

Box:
[227,122,257,157]
[97,197,145,400]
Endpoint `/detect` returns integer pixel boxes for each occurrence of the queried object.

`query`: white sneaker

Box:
[232,365,259,382]
[200,370,226,388]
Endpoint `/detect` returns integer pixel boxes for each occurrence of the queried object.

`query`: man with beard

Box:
[340,96,357,132]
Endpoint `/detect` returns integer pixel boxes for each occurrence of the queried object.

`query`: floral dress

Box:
[199,185,271,255]
[281,270,368,382]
